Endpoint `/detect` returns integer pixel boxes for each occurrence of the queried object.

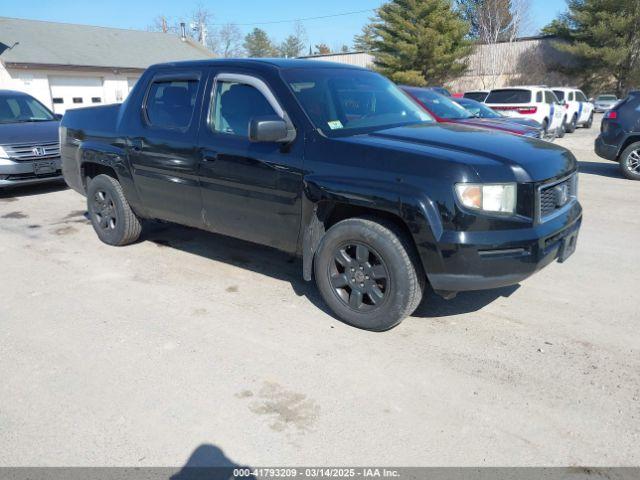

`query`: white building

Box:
[300,51,375,69]
[0,17,214,114]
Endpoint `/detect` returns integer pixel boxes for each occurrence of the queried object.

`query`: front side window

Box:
[146,78,199,129]
[283,68,432,136]
[0,94,55,123]
[553,90,565,101]
[210,81,277,136]
[576,91,588,102]
[544,91,556,104]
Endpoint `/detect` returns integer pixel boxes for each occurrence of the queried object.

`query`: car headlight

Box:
[0,146,9,159]
[455,183,517,214]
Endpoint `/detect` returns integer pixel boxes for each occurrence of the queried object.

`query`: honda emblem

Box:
[32,146,46,156]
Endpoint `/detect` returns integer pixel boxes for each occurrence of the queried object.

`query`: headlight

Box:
[0,146,9,159]
[455,183,517,214]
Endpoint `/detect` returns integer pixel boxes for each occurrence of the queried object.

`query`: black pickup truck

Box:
[61,59,582,331]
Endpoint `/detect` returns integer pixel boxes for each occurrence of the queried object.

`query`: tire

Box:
[566,115,577,133]
[541,119,549,136]
[314,216,425,331]
[584,113,594,129]
[619,142,640,181]
[556,120,566,138]
[86,174,142,245]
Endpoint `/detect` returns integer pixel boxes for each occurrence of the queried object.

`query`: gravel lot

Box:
[1,115,639,467]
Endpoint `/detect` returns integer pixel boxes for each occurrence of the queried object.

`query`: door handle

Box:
[130,138,144,152]
[201,150,218,163]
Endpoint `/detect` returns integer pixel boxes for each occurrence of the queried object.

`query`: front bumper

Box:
[426,202,583,293]
[0,157,63,187]
[595,136,619,161]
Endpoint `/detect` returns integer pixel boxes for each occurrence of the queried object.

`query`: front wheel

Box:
[87,174,142,245]
[557,120,566,138]
[620,142,640,181]
[314,217,425,331]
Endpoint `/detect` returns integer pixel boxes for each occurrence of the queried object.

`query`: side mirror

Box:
[54,113,63,120]
[249,115,292,143]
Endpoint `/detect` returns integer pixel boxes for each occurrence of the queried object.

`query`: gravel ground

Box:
[1,114,639,467]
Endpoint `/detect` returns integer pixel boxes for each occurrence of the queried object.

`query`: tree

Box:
[244,28,277,57]
[456,0,515,40]
[543,0,640,96]
[314,43,331,55]
[353,20,380,52]
[458,0,529,89]
[279,23,307,58]
[370,0,472,86]
[216,24,244,58]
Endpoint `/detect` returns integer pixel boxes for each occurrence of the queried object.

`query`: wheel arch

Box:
[618,136,640,160]
[300,177,443,283]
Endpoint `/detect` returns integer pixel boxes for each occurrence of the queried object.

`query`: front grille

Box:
[538,174,578,221]
[5,171,62,181]
[1,142,60,161]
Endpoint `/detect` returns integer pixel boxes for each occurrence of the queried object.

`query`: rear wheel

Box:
[557,119,566,138]
[87,174,142,245]
[314,217,425,331]
[619,142,640,181]
[584,113,594,129]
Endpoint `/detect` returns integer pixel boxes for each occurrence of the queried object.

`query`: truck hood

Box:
[0,120,60,145]
[448,117,538,135]
[344,123,576,183]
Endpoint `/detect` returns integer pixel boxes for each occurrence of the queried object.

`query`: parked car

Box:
[463,90,489,102]
[0,90,62,189]
[454,97,544,136]
[485,87,566,137]
[593,94,619,113]
[427,86,452,97]
[402,86,543,138]
[552,87,594,132]
[60,59,582,331]
[595,91,640,180]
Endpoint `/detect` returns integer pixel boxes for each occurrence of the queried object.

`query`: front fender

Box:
[300,175,446,283]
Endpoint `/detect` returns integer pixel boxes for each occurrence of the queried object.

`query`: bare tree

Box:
[216,24,244,57]
[472,0,530,89]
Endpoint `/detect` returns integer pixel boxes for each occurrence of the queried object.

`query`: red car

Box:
[401,86,542,138]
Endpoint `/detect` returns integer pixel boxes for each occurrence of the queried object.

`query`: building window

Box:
[91,97,102,104]
[72,97,83,104]
[52,98,63,104]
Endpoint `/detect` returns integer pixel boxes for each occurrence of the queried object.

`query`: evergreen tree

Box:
[278,23,307,58]
[314,43,331,55]
[543,0,640,96]
[244,28,277,57]
[371,0,472,86]
[353,20,380,52]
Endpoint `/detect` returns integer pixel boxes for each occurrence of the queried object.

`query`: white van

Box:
[552,87,594,133]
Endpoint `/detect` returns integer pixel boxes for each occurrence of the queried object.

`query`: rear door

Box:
[127,69,206,227]
[196,70,304,253]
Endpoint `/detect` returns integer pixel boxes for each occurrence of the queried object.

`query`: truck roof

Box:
[148,58,365,71]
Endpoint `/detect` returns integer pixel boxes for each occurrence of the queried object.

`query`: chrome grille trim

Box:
[536,173,578,223]
[0,142,60,161]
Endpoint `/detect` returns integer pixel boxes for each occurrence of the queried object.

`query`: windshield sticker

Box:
[327,120,344,130]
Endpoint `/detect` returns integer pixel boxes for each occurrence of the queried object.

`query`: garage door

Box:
[49,76,105,114]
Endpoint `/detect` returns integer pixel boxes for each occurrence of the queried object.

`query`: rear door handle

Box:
[130,138,144,152]
[201,150,218,163]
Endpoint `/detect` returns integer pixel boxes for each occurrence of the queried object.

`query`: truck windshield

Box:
[282,68,433,136]
[0,94,56,123]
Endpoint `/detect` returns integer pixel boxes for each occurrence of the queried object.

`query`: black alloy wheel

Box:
[328,242,390,312]
[92,189,117,232]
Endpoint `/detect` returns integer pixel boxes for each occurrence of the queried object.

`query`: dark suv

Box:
[595,91,640,180]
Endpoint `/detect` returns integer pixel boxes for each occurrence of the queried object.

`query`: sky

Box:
[1,0,568,51]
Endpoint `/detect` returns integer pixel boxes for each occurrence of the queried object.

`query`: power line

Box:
[210,8,375,26]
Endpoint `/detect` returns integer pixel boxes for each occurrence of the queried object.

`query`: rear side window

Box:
[486,89,531,104]
[145,78,199,129]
